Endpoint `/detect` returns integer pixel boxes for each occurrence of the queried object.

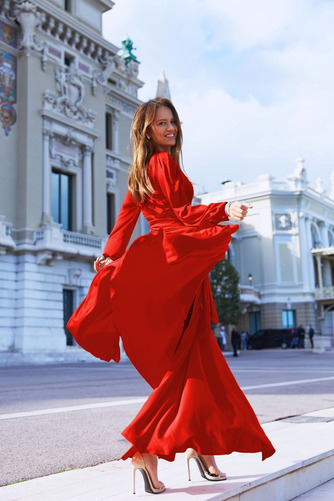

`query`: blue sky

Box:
[103,0,334,195]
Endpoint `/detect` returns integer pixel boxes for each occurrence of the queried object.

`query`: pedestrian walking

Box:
[297,325,305,349]
[231,328,241,357]
[241,331,249,350]
[308,326,314,348]
[290,327,298,349]
[220,324,226,350]
[213,323,223,350]
[67,97,275,495]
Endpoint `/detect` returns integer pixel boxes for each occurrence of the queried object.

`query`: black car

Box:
[248,329,293,349]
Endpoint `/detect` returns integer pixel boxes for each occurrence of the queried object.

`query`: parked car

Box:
[248,329,293,349]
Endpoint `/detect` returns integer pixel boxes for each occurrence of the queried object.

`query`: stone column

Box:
[83,145,93,233]
[41,128,52,224]
[298,214,312,290]
[315,254,323,289]
[112,110,120,154]
[304,217,316,287]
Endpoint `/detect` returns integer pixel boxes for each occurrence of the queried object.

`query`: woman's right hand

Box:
[94,256,113,272]
[228,202,253,222]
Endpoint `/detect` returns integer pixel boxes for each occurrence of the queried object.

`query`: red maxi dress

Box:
[67,151,275,461]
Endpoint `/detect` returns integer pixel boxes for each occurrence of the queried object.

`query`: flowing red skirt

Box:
[67,225,275,461]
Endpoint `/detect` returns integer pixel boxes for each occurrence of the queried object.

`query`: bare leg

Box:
[199,454,224,476]
[132,452,165,490]
[186,449,227,481]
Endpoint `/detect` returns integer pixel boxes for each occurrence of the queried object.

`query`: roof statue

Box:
[120,37,140,65]
[294,155,308,183]
[315,177,325,195]
[156,71,171,99]
[286,155,308,190]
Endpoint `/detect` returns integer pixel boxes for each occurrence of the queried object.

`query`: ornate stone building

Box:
[197,158,334,348]
[0,0,144,356]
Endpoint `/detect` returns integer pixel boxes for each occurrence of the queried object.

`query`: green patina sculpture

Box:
[120,37,140,64]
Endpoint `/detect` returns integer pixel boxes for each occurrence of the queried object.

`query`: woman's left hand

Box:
[228,202,253,222]
[94,256,113,272]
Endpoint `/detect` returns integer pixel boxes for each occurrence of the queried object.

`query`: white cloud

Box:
[103,0,334,193]
[180,86,334,193]
[204,0,297,50]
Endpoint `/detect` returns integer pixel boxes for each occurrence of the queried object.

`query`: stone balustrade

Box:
[314,286,334,300]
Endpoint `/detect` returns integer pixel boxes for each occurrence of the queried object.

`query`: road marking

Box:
[242,376,334,391]
[0,397,147,421]
[1,376,334,421]
[234,369,334,373]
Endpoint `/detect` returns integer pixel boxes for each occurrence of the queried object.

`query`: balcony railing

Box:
[314,287,334,300]
[31,225,106,258]
[239,285,261,304]
[239,285,260,298]
[62,230,104,249]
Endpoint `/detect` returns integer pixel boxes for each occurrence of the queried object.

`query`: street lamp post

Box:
[248,273,253,286]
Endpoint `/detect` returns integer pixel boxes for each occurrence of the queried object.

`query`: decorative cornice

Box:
[35,0,119,54]
[40,110,99,140]
[1,1,143,95]
[35,0,143,92]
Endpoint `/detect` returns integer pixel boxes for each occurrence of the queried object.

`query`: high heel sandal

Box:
[132,452,166,495]
[186,448,227,482]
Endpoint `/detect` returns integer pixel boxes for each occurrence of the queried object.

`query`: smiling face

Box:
[148,106,178,152]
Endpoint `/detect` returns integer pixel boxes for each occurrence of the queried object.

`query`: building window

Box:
[107,193,116,234]
[282,310,295,328]
[105,112,112,150]
[329,231,334,247]
[52,170,73,230]
[64,52,74,67]
[64,0,72,13]
[311,224,322,249]
[63,289,74,346]
[249,312,261,334]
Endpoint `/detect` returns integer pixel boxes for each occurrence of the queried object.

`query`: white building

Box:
[197,158,334,348]
[0,0,144,357]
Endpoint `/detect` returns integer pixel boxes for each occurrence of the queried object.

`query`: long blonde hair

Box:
[128,97,183,202]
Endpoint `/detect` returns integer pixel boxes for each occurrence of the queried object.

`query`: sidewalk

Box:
[1,407,334,501]
[0,349,237,367]
[1,347,333,368]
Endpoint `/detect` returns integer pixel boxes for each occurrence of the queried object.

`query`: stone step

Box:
[1,407,334,500]
[292,478,334,500]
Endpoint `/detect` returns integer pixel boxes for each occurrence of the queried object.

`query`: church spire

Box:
[156,71,171,99]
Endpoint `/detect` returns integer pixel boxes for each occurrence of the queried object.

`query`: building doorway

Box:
[63,289,75,346]
[249,311,261,334]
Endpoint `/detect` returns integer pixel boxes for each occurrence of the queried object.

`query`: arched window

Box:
[328,230,334,247]
[310,224,322,249]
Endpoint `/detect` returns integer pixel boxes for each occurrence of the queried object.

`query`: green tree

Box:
[210,259,242,326]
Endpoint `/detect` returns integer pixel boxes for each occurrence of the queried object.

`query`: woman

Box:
[67,97,275,495]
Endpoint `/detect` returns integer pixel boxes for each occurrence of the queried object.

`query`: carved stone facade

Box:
[43,66,96,125]
[197,159,334,348]
[0,0,144,358]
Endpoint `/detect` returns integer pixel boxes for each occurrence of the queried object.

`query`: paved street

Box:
[1,348,334,487]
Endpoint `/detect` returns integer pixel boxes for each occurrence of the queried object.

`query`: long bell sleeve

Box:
[150,152,229,227]
[103,190,141,259]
